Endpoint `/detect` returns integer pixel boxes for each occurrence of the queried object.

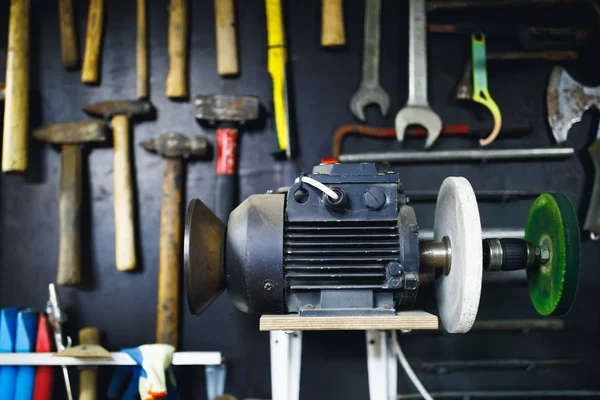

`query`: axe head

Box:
[547,67,600,144]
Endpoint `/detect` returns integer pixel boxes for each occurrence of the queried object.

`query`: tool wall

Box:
[0,0,599,399]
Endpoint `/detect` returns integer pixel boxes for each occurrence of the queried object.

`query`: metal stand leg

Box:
[270,330,302,400]
[367,330,397,400]
[205,364,226,400]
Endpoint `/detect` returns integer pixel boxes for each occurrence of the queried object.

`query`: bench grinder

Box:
[184,163,580,333]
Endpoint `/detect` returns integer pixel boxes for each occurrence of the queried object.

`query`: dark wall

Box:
[1,1,600,399]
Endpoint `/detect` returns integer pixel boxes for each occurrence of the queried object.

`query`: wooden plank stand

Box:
[260,310,439,331]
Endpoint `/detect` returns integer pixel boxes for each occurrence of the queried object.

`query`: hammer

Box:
[58,0,78,69]
[3,0,31,172]
[547,66,600,239]
[83,100,154,271]
[195,94,259,223]
[140,133,210,347]
[137,0,149,99]
[166,0,188,98]
[81,0,104,84]
[78,327,101,400]
[215,0,239,76]
[33,121,108,285]
[321,0,346,47]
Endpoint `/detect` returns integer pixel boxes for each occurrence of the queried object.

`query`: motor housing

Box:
[217,163,421,316]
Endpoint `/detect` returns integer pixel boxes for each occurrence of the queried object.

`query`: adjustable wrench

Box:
[349,0,390,121]
[395,0,442,148]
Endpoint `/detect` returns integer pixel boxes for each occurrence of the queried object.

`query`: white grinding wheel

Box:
[434,177,483,333]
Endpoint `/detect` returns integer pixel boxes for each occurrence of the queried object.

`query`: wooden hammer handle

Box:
[81,0,104,84]
[137,0,149,99]
[78,328,100,400]
[321,0,346,47]
[58,0,78,69]
[166,0,188,98]
[2,0,31,173]
[156,158,183,347]
[57,145,82,286]
[112,115,136,271]
[215,0,239,76]
[585,140,600,237]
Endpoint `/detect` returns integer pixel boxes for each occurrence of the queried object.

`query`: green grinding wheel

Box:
[525,193,580,316]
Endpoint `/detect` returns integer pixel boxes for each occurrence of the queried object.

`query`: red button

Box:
[321,158,338,165]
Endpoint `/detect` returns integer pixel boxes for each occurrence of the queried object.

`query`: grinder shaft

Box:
[420,238,549,273]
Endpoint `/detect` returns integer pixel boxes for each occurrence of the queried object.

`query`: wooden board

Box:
[260,310,439,331]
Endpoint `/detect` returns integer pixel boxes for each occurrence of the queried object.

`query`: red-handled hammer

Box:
[195,94,259,223]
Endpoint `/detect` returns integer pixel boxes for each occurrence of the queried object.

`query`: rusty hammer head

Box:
[547,66,600,143]
[195,94,259,125]
[82,100,154,120]
[140,133,210,159]
[33,121,108,146]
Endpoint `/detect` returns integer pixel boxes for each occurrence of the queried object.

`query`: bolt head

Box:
[363,187,387,210]
[263,280,275,292]
[389,278,401,288]
[387,261,402,277]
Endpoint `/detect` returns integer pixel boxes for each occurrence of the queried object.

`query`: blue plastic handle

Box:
[0,307,19,398]
[14,309,38,400]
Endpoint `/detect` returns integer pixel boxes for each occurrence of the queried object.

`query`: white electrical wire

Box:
[295,176,339,200]
[391,330,434,400]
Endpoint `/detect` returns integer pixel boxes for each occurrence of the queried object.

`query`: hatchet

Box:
[547,66,600,239]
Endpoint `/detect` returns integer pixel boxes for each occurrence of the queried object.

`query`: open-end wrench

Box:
[395,0,442,149]
[349,0,390,121]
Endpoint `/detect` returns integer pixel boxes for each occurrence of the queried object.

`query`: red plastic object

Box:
[216,128,238,175]
[33,314,54,400]
[320,158,338,165]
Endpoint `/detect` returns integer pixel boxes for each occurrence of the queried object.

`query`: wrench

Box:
[395,0,442,148]
[349,0,390,121]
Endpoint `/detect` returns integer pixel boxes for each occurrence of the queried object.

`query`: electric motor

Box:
[184,162,581,333]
